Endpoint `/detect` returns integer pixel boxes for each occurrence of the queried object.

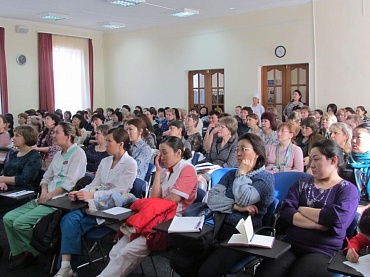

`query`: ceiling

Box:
[0,0,312,33]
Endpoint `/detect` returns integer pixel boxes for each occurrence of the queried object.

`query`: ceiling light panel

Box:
[170,8,199,18]
[38,12,69,21]
[107,0,146,7]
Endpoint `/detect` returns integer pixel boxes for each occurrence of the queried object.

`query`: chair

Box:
[195,187,206,203]
[144,163,155,198]
[274,172,312,205]
[130,178,146,198]
[225,198,280,276]
[191,152,201,165]
[209,168,237,189]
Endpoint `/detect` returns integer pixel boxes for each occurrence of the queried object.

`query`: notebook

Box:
[168,215,205,233]
[227,216,275,248]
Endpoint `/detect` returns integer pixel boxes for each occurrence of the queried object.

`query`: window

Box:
[52,36,90,114]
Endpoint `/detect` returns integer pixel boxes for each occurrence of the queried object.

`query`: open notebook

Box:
[227,216,275,248]
[168,215,205,233]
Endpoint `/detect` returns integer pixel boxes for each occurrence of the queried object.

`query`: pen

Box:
[346,237,359,264]
[195,220,202,231]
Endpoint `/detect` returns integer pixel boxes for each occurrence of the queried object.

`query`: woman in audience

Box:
[33,113,61,169]
[127,118,152,180]
[63,111,72,123]
[287,111,302,142]
[327,103,338,116]
[206,116,238,168]
[85,124,110,173]
[237,106,250,137]
[283,89,304,121]
[197,133,274,277]
[71,113,87,145]
[111,111,123,128]
[336,108,347,122]
[185,114,202,152]
[29,115,43,133]
[259,112,279,147]
[320,112,337,139]
[295,117,325,160]
[255,139,358,277]
[356,105,369,122]
[203,110,220,153]
[266,123,304,173]
[168,120,192,151]
[0,125,42,212]
[5,113,14,138]
[345,114,363,130]
[348,122,370,205]
[97,136,197,277]
[4,122,86,270]
[329,122,352,156]
[137,113,157,149]
[246,113,261,135]
[54,127,137,277]
[0,115,11,169]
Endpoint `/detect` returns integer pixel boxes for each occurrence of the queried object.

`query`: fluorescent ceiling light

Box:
[107,0,145,7]
[98,21,125,29]
[170,8,199,18]
[38,12,69,21]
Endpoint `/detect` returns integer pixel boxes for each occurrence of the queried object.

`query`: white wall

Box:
[0,17,105,116]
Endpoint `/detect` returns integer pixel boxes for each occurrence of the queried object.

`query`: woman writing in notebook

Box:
[197,133,274,277]
[255,140,359,277]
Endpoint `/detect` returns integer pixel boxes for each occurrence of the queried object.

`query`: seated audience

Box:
[345,114,363,130]
[3,122,86,270]
[85,125,110,173]
[17,113,28,126]
[255,139,358,277]
[71,114,87,145]
[185,114,202,152]
[97,136,197,277]
[54,127,137,277]
[111,111,123,128]
[167,120,192,151]
[259,112,279,147]
[329,122,352,155]
[320,112,337,139]
[203,110,221,153]
[336,108,347,122]
[126,118,151,180]
[326,103,338,116]
[356,105,369,122]
[237,106,250,137]
[266,123,304,173]
[160,108,176,136]
[0,126,42,213]
[33,113,61,169]
[246,113,262,135]
[287,111,302,142]
[63,111,72,123]
[197,133,274,277]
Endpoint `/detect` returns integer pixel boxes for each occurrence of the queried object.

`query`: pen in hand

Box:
[346,237,359,264]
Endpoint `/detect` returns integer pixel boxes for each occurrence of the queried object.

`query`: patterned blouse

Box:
[85,144,109,172]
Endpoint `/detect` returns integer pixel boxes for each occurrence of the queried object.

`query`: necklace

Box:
[305,183,334,208]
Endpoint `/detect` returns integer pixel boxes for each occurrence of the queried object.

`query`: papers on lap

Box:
[227,216,275,248]
[343,254,370,277]
[168,215,205,233]
[0,190,35,198]
[194,163,222,174]
[102,207,132,215]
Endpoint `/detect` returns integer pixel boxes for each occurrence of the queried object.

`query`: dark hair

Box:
[311,139,345,169]
[72,114,86,129]
[242,106,253,115]
[327,103,338,114]
[292,89,302,101]
[238,133,266,169]
[64,111,72,121]
[138,114,154,133]
[91,113,105,123]
[173,108,180,120]
[189,107,199,114]
[358,207,370,237]
[122,105,131,112]
[94,108,104,115]
[314,109,323,116]
[133,110,141,117]
[108,127,130,152]
[55,111,63,120]
[135,106,143,114]
[14,125,39,146]
[59,122,81,143]
[0,115,8,124]
[46,113,61,127]
[200,106,209,116]
[355,122,370,133]
[357,106,367,115]
[158,108,165,115]
[209,110,220,117]
[301,117,320,133]
[261,112,278,131]
[106,108,114,114]
[148,107,157,116]
[168,120,186,137]
[113,111,123,122]
[160,136,192,160]
[345,107,356,114]
[127,118,149,139]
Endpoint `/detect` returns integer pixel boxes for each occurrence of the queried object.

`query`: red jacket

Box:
[126,198,177,240]
[347,233,370,253]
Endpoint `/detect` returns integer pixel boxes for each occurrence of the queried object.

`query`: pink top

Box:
[266,143,304,172]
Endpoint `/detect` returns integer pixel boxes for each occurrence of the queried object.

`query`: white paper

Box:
[343,254,370,277]
[102,207,131,215]
[4,190,34,198]
[168,215,205,233]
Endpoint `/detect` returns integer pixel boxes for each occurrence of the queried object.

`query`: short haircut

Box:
[18,113,28,120]
[301,117,320,133]
[261,112,278,131]
[218,116,238,136]
[278,122,296,134]
[186,114,199,127]
[14,125,39,146]
[311,139,345,169]
[96,124,110,136]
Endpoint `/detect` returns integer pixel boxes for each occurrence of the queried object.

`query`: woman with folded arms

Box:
[266,123,304,173]
[3,122,86,270]
[97,136,197,277]
[54,127,137,277]
[255,140,358,277]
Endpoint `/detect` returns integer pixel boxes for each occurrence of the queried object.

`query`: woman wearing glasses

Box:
[197,133,274,277]
[266,123,304,173]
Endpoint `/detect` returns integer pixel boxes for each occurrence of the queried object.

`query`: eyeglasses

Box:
[233,146,253,152]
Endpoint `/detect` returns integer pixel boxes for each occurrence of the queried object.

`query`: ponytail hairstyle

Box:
[59,122,80,143]
[160,136,192,160]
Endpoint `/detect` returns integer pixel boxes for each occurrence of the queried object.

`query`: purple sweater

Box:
[281,177,358,257]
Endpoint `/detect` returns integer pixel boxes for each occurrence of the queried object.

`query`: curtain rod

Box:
[36,31,93,40]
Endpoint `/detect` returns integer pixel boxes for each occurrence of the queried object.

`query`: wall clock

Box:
[16,54,27,65]
[275,46,286,58]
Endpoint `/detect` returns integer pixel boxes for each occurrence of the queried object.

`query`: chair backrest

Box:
[210,168,237,188]
[346,212,361,240]
[130,178,146,198]
[145,163,155,183]
[274,172,312,204]
[194,187,206,203]
[262,198,279,228]
[191,152,201,166]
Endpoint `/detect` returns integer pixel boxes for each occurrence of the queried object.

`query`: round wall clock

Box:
[16,54,27,65]
[275,46,286,58]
